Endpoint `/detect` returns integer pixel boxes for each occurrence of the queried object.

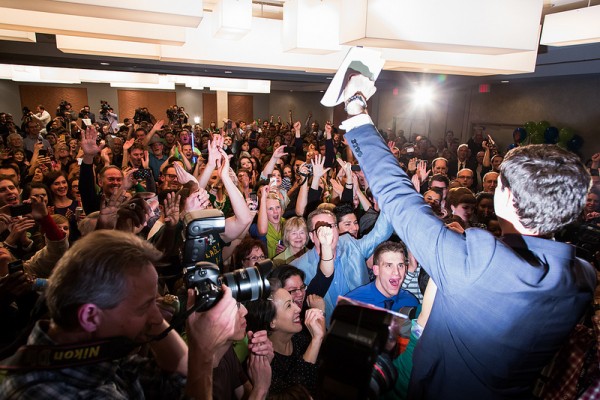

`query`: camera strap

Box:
[0,297,211,373]
[0,337,138,372]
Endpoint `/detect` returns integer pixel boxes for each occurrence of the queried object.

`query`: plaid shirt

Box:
[0,321,186,400]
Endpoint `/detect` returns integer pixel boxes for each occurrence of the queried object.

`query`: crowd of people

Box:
[0,86,598,399]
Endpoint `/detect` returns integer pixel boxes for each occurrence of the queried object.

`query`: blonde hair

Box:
[283,217,308,248]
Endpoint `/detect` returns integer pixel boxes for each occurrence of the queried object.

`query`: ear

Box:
[77,303,102,333]
[372,264,380,277]
[450,205,457,214]
[270,320,276,330]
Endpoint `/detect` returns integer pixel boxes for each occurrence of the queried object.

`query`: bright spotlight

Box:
[413,86,434,106]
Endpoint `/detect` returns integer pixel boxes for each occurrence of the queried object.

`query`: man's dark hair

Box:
[0,161,20,178]
[429,173,450,187]
[245,297,276,333]
[334,202,356,222]
[373,241,407,266]
[269,264,306,287]
[128,142,145,154]
[500,144,590,235]
[476,191,494,204]
[22,182,50,201]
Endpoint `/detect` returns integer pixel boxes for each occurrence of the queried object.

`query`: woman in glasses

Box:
[232,238,267,270]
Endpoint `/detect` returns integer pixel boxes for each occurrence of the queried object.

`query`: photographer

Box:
[0,230,244,400]
[98,101,118,134]
[134,107,155,125]
[30,105,51,132]
[166,105,178,125]
[78,105,96,129]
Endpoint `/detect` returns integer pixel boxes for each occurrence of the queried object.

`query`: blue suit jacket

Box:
[344,120,595,399]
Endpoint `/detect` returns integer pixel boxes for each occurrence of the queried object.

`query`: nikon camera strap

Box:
[0,337,138,372]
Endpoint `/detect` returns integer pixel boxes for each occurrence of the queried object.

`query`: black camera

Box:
[318,298,402,399]
[181,209,271,311]
[100,100,111,114]
[184,260,272,312]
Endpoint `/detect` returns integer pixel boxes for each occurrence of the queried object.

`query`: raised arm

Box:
[197,136,221,189]
[219,148,253,243]
[260,145,287,179]
[142,119,164,147]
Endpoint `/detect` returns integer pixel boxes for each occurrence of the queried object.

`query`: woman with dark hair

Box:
[43,170,80,242]
[232,237,267,270]
[238,155,258,188]
[245,287,325,397]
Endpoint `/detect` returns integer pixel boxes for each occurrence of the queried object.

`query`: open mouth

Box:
[293,314,301,324]
[389,278,400,288]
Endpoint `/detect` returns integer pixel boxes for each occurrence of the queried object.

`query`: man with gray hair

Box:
[0,230,241,400]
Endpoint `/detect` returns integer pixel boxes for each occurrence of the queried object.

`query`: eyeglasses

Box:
[287,285,307,296]
[244,255,265,262]
[164,174,178,180]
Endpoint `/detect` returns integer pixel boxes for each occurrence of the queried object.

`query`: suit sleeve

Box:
[344,122,471,292]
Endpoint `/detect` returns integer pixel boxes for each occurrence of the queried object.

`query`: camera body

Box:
[318,300,401,399]
[182,209,271,311]
[184,260,272,312]
[99,100,111,115]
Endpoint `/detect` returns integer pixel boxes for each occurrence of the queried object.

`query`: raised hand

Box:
[142,150,150,169]
[311,154,330,180]
[81,126,101,156]
[417,160,431,182]
[122,138,135,152]
[271,144,288,159]
[330,178,344,196]
[316,225,334,248]
[407,157,417,173]
[304,308,326,341]
[163,192,181,226]
[306,294,325,313]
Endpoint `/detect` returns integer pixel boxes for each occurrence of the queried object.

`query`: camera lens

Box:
[220,266,270,303]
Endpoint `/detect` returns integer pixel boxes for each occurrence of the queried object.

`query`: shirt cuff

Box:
[339,114,374,132]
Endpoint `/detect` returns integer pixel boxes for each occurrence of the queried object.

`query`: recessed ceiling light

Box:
[501,80,509,83]
[326,77,333,80]
[224,71,232,74]
[319,90,324,92]
[100,62,110,66]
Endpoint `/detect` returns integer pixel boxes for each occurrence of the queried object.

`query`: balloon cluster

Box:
[515,121,584,153]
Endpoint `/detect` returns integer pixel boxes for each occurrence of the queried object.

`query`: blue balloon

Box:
[506,143,517,152]
[544,126,559,144]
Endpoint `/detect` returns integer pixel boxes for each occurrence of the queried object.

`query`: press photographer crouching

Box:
[0,229,262,400]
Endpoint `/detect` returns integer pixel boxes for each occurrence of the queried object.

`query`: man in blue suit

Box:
[324,53,596,399]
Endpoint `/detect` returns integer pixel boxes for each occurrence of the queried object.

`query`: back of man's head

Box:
[46,230,162,330]
[500,144,590,236]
